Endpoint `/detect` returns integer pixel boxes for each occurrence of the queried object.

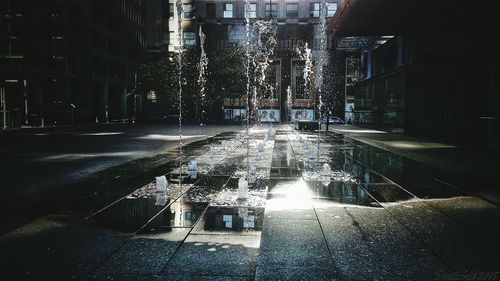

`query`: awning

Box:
[328,0,496,37]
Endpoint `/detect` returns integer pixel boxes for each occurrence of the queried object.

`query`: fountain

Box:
[221,140,228,151]
[155,193,167,206]
[321,163,332,175]
[244,0,252,178]
[258,142,265,153]
[248,164,257,184]
[286,86,292,122]
[175,0,184,191]
[256,151,262,161]
[308,148,317,163]
[188,160,198,179]
[155,175,168,192]
[154,177,168,206]
[198,26,208,125]
[314,0,330,165]
[252,20,278,124]
[320,163,332,186]
[237,177,249,200]
[210,144,215,161]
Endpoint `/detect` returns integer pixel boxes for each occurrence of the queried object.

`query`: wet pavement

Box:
[0,124,238,233]
[1,125,499,280]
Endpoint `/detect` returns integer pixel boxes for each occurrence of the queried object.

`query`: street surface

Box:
[0,125,499,281]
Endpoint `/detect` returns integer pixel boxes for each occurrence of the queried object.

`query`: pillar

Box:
[23,79,28,125]
[100,83,109,123]
[121,86,128,119]
[1,86,6,129]
[366,44,373,79]
[396,36,404,66]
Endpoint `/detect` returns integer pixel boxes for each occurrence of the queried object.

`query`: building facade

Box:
[329,0,500,148]
[0,0,146,128]
[165,0,343,122]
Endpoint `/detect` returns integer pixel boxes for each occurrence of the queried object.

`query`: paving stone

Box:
[255,265,338,281]
[258,218,334,268]
[163,234,260,277]
[94,228,190,275]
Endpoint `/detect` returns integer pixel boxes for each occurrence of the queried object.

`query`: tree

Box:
[135,47,247,121]
[206,48,247,120]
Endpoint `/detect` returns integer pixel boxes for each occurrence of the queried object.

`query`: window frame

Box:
[310,3,320,18]
[183,4,194,19]
[327,3,337,17]
[223,3,233,18]
[286,3,299,18]
[265,3,278,18]
[249,3,257,18]
[183,31,196,45]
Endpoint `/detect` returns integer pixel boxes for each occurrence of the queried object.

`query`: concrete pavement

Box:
[0,123,239,234]
[328,124,500,205]
[1,125,499,280]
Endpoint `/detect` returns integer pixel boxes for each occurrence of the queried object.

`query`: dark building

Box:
[329,0,500,148]
[1,0,146,128]
[144,0,168,59]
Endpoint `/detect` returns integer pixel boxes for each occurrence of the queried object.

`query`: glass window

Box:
[223,215,232,228]
[265,3,277,18]
[295,65,308,99]
[327,3,337,17]
[265,67,277,98]
[286,3,298,18]
[147,91,157,103]
[249,3,257,18]
[228,25,245,42]
[183,31,196,45]
[310,3,319,18]
[223,3,233,18]
[183,4,194,19]
[169,3,174,18]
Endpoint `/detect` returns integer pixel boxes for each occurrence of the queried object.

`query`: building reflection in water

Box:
[169,197,208,227]
[96,191,207,231]
[308,180,374,206]
[201,206,265,232]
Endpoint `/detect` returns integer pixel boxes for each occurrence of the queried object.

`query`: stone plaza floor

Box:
[1,125,499,281]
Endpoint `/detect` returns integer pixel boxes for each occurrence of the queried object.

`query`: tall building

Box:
[167,0,343,122]
[329,0,500,148]
[0,0,146,128]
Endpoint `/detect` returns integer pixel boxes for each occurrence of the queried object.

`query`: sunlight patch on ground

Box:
[138,134,207,140]
[79,132,125,136]
[334,128,387,134]
[40,151,146,161]
[379,141,456,150]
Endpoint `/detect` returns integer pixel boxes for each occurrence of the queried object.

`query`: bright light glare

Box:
[334,129,387,134]
[380,141,456,150]
[139,134,206,140]
[40,151,145,161]
[79,132,124,136]
[266,179,313,211]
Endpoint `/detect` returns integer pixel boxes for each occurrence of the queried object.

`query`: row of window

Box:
[222,2,337,19]
[170,2,337,20]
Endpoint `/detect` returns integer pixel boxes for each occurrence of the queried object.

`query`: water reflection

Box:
[92,198,167,232]
[365,184,416,203]
[305,180,379,207]
[198,206,264,232]
[88,181,194,232]
[167,198,208,227]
